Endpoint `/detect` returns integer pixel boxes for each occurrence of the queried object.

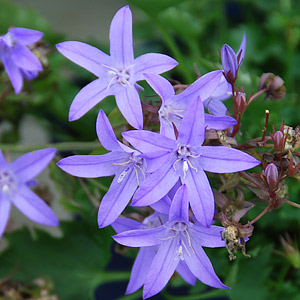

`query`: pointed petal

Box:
[204,114,237,130]
[221,44,238,79]
[113,225,166,247]
[143,238,179,299]
[0,150,8,166]
[9,28,43,45]
[143,73,174,102]
[69,78,110,121]
[56,41,111,77]
[190,225,225,248]
[184,237,228,289]
[204,98,228,116]
[11,44,42,71]
[0,192,11,238]
[142,150,172,173]
[176,261,196,285]
[115,86,143,129]
[200,146,261,173]
[109,5,134,66]
[176,70,222,103]
[57,151,129,178]
[178,96,205,146]
[132,156,178,207]
[134,54,178,82]
[169,184,189,223]
[112,217,142,234]
[1,53,23,94]
[210,74,232,101]
[183,169,214,227]
[96,110,123,151]
[10,148,56,183]
[12,185,59,226]
[122,130,175,154]
[150,195,171,215]
[98,169,138,228]
[237,33,246,66]
[126,247,156,294]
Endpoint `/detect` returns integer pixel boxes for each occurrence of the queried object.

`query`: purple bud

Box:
[264,163,278,190]
[221,44,238,84]
[272,131,285,152]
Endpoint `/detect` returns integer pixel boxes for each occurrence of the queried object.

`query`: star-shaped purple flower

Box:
[57,110,146,228]
[0,148,59,238]
[144,71,236,139]
[0,27,43,94]
[113,184,228,299]
[123,96,260,227]
[56,5,178,129]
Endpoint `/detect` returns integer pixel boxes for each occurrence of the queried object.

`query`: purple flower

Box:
[0,27,43,94]
[144,71,236,138]
[221,33,246,84]
[57,110,146,228]
[123,96,260,226]
[0,148,59,238]
[56,6,178,129]
[113,185,228,299]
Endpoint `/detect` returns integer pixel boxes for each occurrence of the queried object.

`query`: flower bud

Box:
[264,163,278,191]
[271,131,285,152]
[221,44,238,84]
[235,92,246,114]
[258,73,286,100]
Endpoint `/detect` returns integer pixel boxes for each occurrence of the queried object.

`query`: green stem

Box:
[0,141,100,152]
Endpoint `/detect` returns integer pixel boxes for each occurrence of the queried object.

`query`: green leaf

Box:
[0,221,124,300]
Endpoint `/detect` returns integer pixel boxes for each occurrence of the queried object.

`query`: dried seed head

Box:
[259,73,286,100]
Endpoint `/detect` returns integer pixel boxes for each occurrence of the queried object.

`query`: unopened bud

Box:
[235,92,246,113]
[259,73,286,100]
[264,163,278,191]
[272,131,285,152]
[221,44,238,84]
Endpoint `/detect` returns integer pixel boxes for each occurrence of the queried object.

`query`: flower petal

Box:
[150,195,171,215]
[183,169,214,227]
[204,98,228,116]
[12,185,59,226]
[112,217,142,234]
[175,70,222,103]
[184,236,228,289]
[57,151,129,178]
[96,110,124,151]
[11,44,42,71]
[190,225,225,248]
[132,156,178,207]
[178,96,205,146]
[109,5,134,66]
[10,148,56,183]
[113,225,166,247]
[56,41,111,77]
[122,130,175,154]
[204,114,237,130]
[69,78,110,121]
[237,33,246,66]
[1,53,23,94]
[98,169,138,228]
[169,184,189,223]
[115,86,143,129]
[200,146,261,173]
[0,192,11,238]
[143,73,174,102]
[176,261,196,285]
[9,28,43,45]
[134,54,178,82]
[126,247,157,294]
[143,237,179,299]
[221,44,238,79]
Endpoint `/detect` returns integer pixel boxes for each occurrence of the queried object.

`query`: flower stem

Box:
[0,141,100,152]
[285,200,300,208]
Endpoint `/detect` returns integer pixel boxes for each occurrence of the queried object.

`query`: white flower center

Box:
[102,64,134,89]
[159,104,184,126]
[0,170,16,193]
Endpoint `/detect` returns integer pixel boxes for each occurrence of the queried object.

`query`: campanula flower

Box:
[0,148,58,238]
[0,27,43,94]
[57,110,146,228]
[56,6,178,129]
[123,97,260,226]
[113,185,228,299]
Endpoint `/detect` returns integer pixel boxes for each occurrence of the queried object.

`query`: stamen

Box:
[117,169,128,183]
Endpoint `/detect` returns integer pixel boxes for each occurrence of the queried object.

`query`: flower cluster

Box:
[55,5,260,298]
